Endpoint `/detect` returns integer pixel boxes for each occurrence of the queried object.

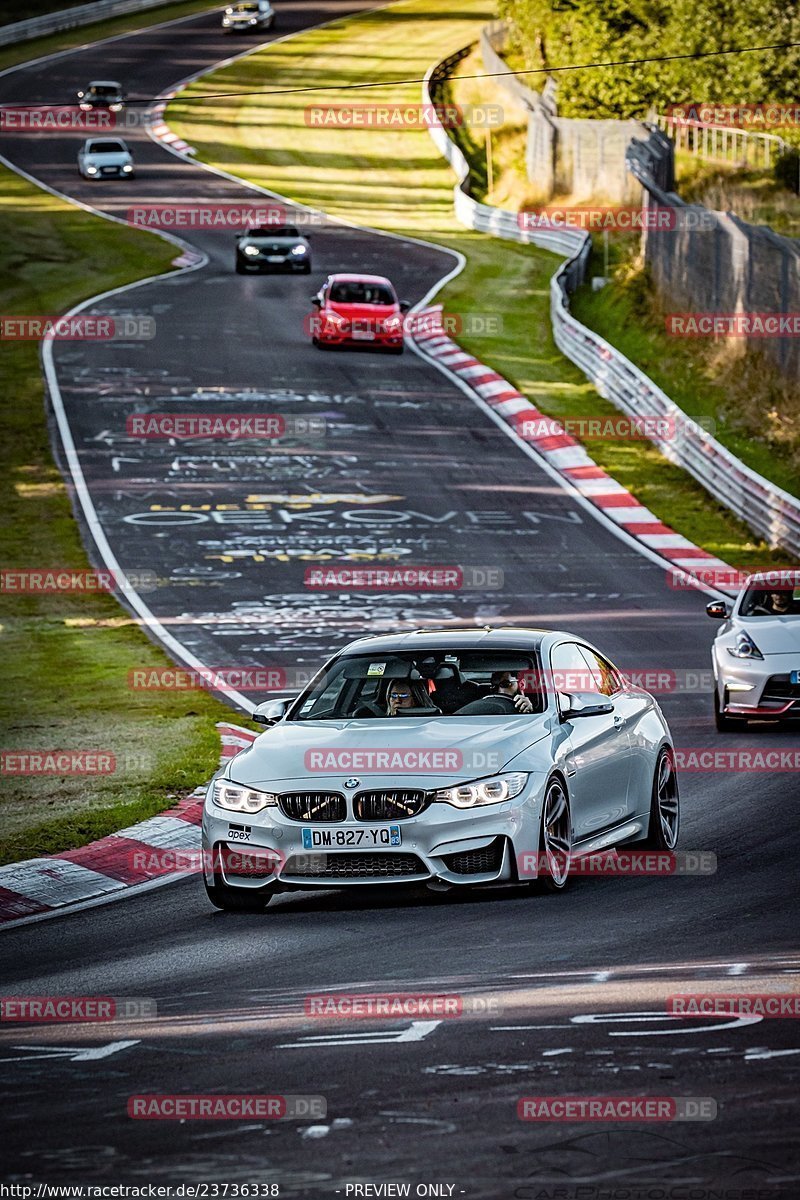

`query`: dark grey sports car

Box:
[235,224,311,274]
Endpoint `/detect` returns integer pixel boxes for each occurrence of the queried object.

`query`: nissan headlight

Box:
[727,631,763,660]
[383,314,403,330]
[432,772,528,809]
[86,165,98,174]
[243,244,260,256]
[213,779,277,814]
[110,103,122,112]
[122,163,133,173]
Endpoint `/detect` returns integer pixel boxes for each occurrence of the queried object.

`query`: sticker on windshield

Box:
[300,699,315,713]
[367,662,386,677]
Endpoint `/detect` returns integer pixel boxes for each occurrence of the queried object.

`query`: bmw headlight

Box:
[290,244,307,255]
[325,312,347,328]
[122,163,133,173]
[213,779,277,814]
[433,772,528,809]
[86,165,98,174]
[243,244,260,256]
[110,103,122,112]
[383,314,403,331]
[727,631,763,660]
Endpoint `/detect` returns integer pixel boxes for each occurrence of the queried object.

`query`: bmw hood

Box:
[226,716,552,790]
[736,617,800,654]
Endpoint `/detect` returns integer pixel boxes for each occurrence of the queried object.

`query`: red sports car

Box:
[309,273,410,353]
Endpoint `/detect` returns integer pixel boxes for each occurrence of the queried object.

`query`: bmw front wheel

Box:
[640,747,680,850]
[534,775,572,893]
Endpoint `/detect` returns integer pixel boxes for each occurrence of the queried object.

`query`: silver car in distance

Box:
[78,137,134,179]
[201,628,680,911]
[708,572,800,729]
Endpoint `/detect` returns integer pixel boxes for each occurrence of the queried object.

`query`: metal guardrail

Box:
[424,51,800,557]
[0,0,188,47]
[653,113,787,168]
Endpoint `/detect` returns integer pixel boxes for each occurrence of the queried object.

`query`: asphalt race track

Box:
[0,2,798,1193]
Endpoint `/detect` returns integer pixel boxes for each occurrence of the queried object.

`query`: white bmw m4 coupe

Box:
[202,628,679,910]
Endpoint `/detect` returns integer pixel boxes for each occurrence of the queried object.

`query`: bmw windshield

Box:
[291,650,545,720]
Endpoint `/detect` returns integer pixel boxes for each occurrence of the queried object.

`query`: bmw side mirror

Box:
[399,300,411,312]
[252,698,290,725]
[558,691,614,720]
[706,600,729,619]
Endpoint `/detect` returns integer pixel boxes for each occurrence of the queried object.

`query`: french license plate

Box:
[302,825,401,849]
[790,670,800,685]
[267,255,284,262]
[352,330,375,341]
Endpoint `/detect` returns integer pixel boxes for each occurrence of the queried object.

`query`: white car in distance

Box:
[78,137,134,180]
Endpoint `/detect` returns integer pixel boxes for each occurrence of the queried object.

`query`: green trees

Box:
[497,0,800,119]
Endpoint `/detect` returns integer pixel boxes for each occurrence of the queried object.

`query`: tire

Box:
[532,775,572,893]
[714,686,739,732]
[204,877,274,912]
[388,345,404,355]
[301,262,311,274]
[235,261,246,274]
[639,746,680,851]
[311,335,319,346]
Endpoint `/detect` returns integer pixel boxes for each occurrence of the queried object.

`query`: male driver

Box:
[455,671,534,716]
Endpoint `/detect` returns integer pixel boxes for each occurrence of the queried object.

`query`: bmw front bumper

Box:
[201,775,546,892]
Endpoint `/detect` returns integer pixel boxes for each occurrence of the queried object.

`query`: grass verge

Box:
[168,0,794,571]
[0,164,249,865]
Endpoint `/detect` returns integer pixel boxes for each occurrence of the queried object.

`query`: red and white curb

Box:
[0,723,258,926]
[148,92,196,156]
[410,306,733,584]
